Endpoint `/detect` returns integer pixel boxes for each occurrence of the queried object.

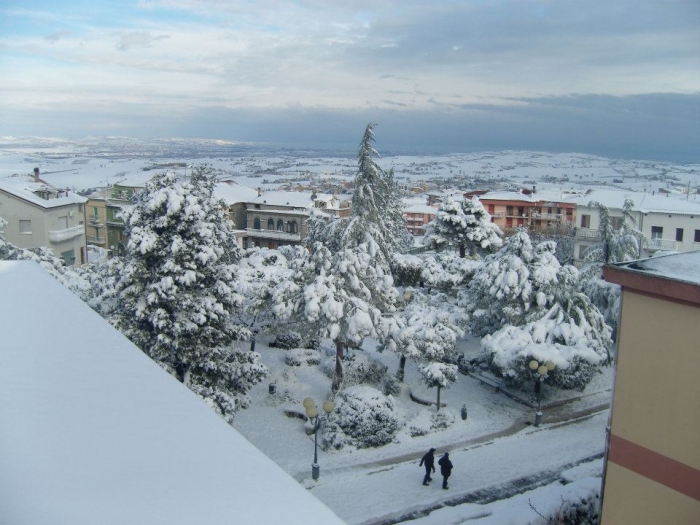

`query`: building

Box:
[478,189,576,236]
[569,189,700,266]
[0,169,87,266]
[0,261,346,525]
[600,252,700,524]
[245,190,340,249]
[404,202,438,236]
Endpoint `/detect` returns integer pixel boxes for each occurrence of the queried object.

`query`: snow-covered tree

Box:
[272,242,398,390]
[464,229,574,337]
[381,291,466,381]
[419,362,458,411]
[110,167,267,423]
[382,167,414,254]
[424,196,503,258]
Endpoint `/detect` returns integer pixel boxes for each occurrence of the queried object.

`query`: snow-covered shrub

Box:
[383,375,402,396]
[269,332,302,349]
[323,352,388,386]
[408,407,456,436]
[391,253,423,287]
[284,349,321,367]
[322,386,399,449]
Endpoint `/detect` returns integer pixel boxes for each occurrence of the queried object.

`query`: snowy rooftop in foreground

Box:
[618,250,700,286]
[0,176,87,208]
[0,261,345,525]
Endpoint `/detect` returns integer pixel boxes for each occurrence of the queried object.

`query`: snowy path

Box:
[306,411,608,525]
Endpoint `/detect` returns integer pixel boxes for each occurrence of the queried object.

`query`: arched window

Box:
[253,218,261,230]
[277,219,284,231]
[267,218,274,230]
[290,221,298,234]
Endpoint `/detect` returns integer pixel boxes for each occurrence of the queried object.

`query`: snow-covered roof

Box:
[250,190,336,208]
[0,261,345,525]
[619,251,700,286]
[214,180,259,204]
[405,204,438,215]
[480,189,580,204]
[566,189,700,215]
[0,177,87,208]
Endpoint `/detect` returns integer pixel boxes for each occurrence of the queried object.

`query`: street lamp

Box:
[529,359,555,427]
[303,397,335,480]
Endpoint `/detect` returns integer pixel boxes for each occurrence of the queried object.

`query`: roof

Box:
[250,190,336,209]
[566,189,700,216]
[0,177,87,208]
[213,180,259,204]
[0,261,345,525]
[405,204,438,214]
[603,251,700,306]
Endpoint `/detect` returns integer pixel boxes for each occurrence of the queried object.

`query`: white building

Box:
[0,261,346,525]
[569,189,700,265]
[0,170,87,266]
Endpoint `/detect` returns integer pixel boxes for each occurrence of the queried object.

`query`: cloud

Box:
[116,31,170,51]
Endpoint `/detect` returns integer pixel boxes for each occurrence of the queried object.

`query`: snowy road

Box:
[307,411,608,525]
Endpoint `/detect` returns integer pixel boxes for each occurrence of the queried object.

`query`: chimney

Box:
[532,185,536,194]
[34,167,40,182]
[257,187,262,197]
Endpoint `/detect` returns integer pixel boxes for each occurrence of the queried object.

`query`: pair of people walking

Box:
[419,448,453,489]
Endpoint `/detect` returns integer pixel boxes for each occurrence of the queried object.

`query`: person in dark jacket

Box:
[438,452,453,489]
[419,448,436,485]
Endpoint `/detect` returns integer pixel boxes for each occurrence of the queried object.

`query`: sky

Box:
[1,0,699,161]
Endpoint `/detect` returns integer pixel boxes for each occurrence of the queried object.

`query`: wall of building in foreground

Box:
[600,289,700,524]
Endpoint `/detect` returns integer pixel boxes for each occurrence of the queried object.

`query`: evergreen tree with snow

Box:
[424,196,503,258]
[419,362,458,411]
[110,167,267,423]
[272,242,398,390]
[381,291,466,381]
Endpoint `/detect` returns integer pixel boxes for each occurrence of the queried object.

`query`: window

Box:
[58,216,68,230]
[277,219,284,231]
[78,204,84,213]
[610,217,622,230]
[578,244,589,259]
[290,221,298,234]
[19,220,32,234]
[580,214,590,228]
[60,249,75,266]
[676,228,684,242]
[695,230,700,243]
[267,218,274,230]
[651,226,663,239]
[253,218,261,230]
[93,207,99,219]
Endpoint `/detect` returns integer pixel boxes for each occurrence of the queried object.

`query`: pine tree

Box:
[111,167,267,423]
[272,242,398,390]
[425,196,503,258]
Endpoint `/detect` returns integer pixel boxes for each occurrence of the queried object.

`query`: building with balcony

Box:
[478,189,576,237]
[403,202,438,236]
[245,191,340,249]
[600,252,700,524]
[568,189,700,266]
[0,170,87,266]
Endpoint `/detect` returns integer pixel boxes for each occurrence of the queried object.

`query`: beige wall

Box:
[601,290,700,524]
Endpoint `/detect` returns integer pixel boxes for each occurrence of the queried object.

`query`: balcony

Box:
[492,211,504,218]
[89,217,104,228]
[49,225,85,244]
[106,216,125,226]
[246,228,302,242]
[645,238,678,252]
[575,228,601,240]
[532,212,563,221]
[86,235,106,246]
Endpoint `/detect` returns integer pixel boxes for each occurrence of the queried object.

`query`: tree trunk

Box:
[332,340,345,392]
[396,356,406,382]
[436,385,442,411]
[459,244,466,258]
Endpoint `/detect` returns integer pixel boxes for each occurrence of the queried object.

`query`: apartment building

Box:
[404,203,438,236]
[0,170,87,266]
[568,189,700,265]
[245,191,340,249]
[600,252,700,524]
[478,189,576,236]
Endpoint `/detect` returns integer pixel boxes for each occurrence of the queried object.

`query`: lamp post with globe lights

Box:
[529,359,555,427]
[303,397,335,480]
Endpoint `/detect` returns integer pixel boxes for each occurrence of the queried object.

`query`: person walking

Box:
[438,452,453,489]
[418,448,436,485]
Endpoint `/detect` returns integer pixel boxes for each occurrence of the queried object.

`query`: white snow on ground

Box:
[0,261,345,525]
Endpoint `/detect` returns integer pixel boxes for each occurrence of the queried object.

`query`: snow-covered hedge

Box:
[322,386,400,449]
[323,352,388,386]
[408,408,456,436]
[284,349,321,367]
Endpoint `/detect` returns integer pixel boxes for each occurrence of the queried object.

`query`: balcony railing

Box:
[575,228,601,240]
[246,228,302,242]
[532,212,563,221]
[89,217,104,227]
[492,211,504,218]
[645,238,678,252]
[86,235,106,246]
[49,225,85,244]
